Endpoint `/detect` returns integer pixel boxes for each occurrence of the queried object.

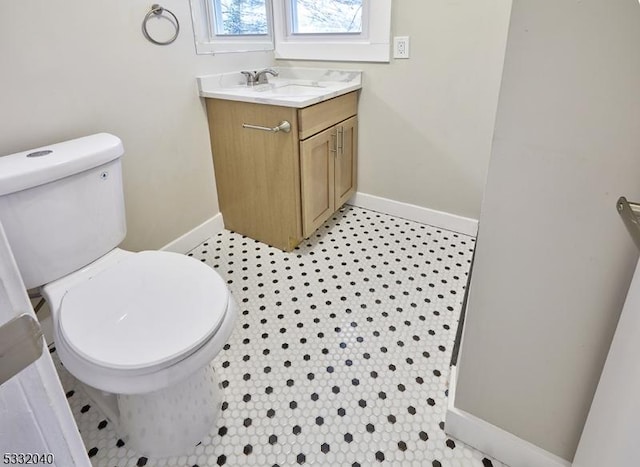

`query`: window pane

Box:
[214,0,269,35]
[291,0,363,34]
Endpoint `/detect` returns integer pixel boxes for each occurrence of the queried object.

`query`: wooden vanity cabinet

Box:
[206,91,358,251]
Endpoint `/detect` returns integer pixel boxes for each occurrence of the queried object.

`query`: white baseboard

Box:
[161,213,224,254]
[446,366,571,467]
[348,192,478,237]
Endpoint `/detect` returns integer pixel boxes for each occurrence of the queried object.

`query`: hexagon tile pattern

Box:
[53,205,507,467]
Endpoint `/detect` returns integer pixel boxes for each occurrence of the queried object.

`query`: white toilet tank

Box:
[0,133,127,289]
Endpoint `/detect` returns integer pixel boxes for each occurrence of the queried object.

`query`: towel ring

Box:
[142,4,180,46]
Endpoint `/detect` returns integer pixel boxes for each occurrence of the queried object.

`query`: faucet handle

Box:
[241,71,257,86]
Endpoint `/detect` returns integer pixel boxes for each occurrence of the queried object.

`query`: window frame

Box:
[190,0,274,54]
[273,0,391,62]
[189,0,392,62]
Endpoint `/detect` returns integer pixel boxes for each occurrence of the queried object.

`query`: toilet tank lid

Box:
[0,133,123,196]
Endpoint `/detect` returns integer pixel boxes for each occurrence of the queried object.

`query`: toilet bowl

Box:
[0,134,237,458]
[42,248,238,457]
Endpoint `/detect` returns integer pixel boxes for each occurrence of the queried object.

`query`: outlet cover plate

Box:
[393,36,410,59]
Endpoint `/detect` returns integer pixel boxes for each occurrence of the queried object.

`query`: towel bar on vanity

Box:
[617,196,640,250]
[242,121,292,133]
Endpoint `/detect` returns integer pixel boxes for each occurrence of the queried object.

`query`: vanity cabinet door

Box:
[300,126,336,238]
[334,116,358,209]
[206,98,302,251]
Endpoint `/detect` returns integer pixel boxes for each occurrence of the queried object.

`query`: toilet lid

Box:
[59,251,229,371]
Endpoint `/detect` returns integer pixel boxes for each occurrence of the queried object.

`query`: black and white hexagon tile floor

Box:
[52,206,507,467]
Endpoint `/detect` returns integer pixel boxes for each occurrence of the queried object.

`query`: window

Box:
[212,0,269,35]
[191,0,274,54]
[288,0,363,34]
[189,0,391,62]
[274,0,391,62]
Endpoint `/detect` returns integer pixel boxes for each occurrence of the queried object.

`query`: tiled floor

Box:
[53,205,506,467]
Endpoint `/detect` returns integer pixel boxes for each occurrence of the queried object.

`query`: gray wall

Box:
[279,0,512,220]
[0,0,272,251]
[455,0,640,461]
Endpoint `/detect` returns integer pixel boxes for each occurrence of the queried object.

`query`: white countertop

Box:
[197,67,362,108]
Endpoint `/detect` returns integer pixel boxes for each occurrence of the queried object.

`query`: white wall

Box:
[1,0,511,249]
[573,258,640,466]
[279,0,512,220]
[454,0,640,461]
[0,0,272,251]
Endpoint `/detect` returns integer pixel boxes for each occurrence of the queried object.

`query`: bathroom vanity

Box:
[198,68,361,251]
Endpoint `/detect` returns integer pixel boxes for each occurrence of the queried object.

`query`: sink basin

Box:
[256,84,326,96]
[197,67,362,108]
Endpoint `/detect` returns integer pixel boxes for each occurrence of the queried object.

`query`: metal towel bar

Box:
[617,197,640,250]
[242,121,291,133]
[0,314,44,386]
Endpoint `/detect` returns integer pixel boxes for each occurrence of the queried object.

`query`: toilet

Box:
[0,133,238,458]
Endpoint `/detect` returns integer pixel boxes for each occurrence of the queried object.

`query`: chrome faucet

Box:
[241,68,279,86]
[255,68,278,84]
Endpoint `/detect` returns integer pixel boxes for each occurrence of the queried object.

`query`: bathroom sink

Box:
[197,67,362,108]
[255,84,326,96]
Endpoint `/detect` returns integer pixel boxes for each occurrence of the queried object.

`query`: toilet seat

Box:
[59,250,229,373]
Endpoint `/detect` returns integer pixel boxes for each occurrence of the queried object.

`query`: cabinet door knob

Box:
[242,120,291,133]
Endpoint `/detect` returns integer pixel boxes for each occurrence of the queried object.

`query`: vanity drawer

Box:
[298,92,358,140]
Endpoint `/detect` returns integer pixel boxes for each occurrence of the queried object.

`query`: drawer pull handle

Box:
[242,120,291,133]
[337,126,344,155]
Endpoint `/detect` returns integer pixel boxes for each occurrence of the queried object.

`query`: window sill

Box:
[194,39,274,55]
[274,41,390,63]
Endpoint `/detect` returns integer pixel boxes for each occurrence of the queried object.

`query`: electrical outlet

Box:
[393,36,410,59]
